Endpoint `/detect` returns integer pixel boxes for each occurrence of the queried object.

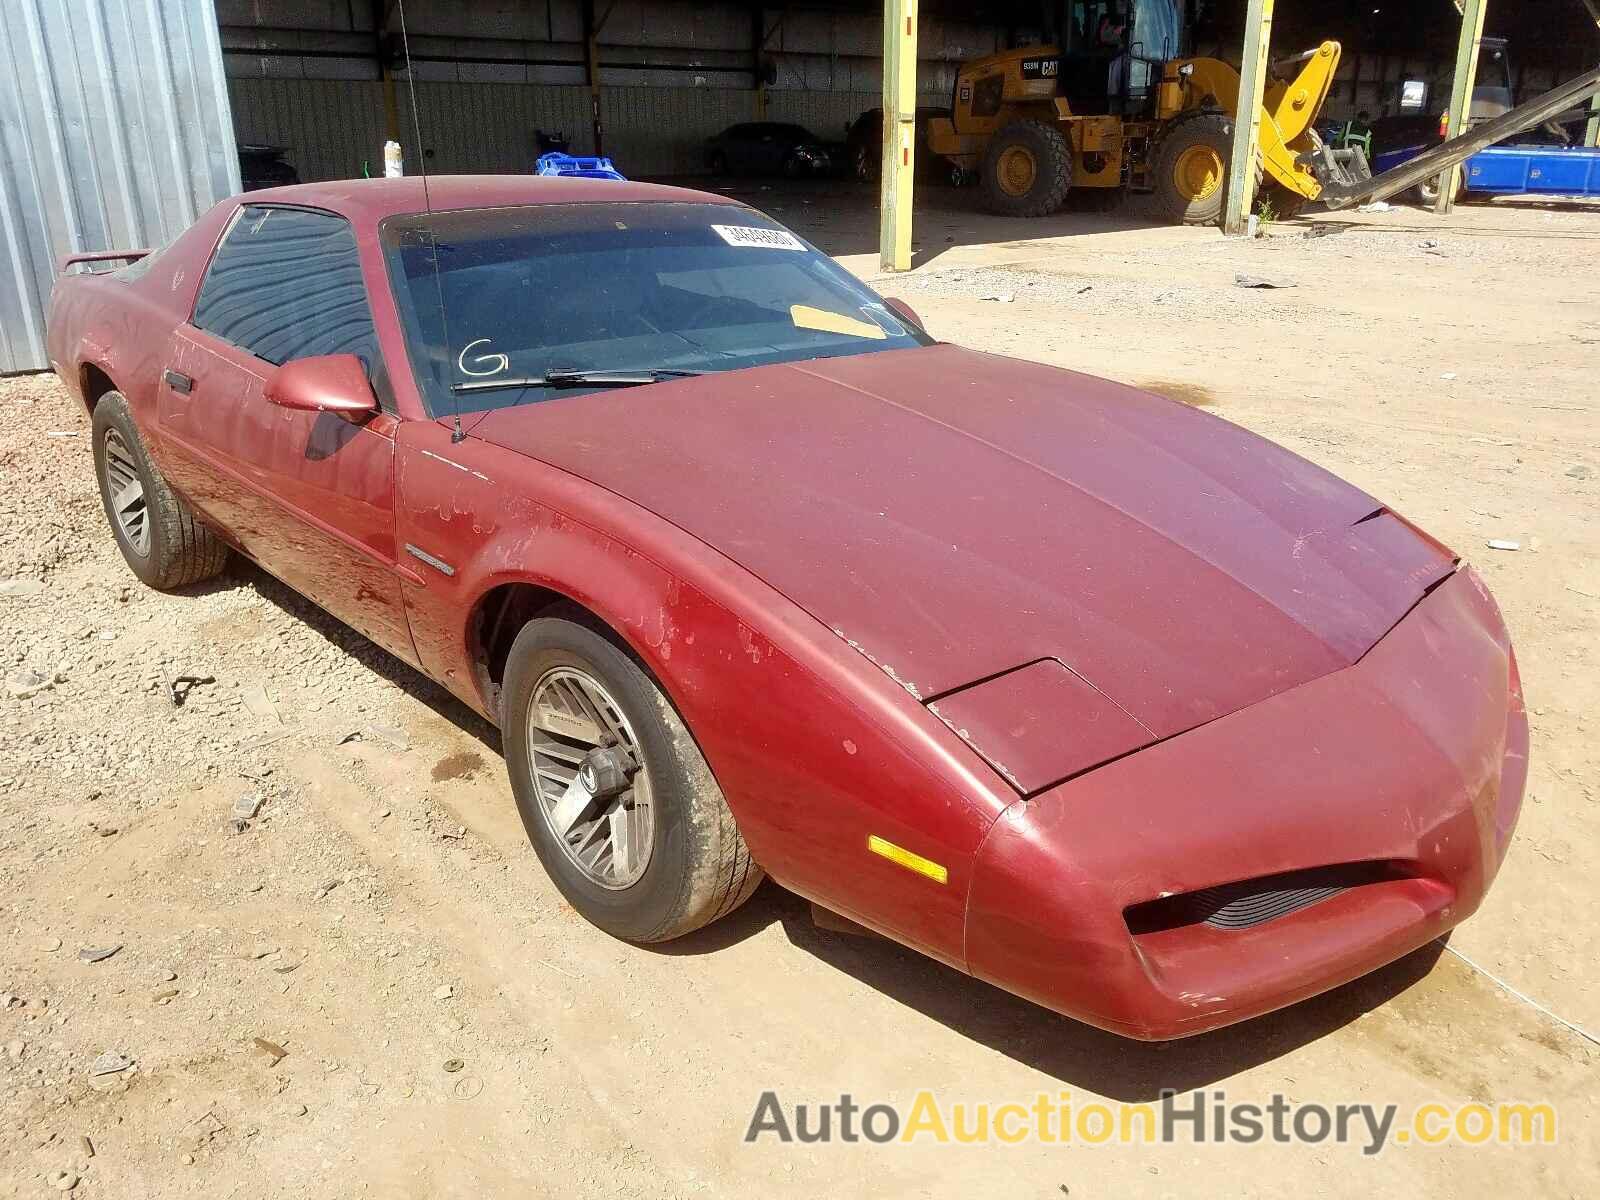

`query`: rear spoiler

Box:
[57,248,150,275]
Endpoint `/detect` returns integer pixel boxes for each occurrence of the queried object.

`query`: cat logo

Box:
[1020,57,1059,79]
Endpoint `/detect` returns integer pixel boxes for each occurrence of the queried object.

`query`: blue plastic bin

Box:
[535,152,626,181]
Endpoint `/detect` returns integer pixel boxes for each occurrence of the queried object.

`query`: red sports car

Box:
[46,177,1526,1040]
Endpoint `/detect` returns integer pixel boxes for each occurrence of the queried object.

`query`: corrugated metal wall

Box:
[0,0,239,374]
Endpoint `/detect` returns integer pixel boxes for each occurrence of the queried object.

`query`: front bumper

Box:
[964,567,1527,1040]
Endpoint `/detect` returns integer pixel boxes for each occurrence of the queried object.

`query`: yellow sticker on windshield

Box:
[790,304,888,340]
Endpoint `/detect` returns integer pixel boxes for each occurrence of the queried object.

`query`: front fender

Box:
[394,418,1014,967]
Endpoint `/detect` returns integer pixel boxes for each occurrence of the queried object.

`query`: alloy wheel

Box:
[526,666,654,889]
[102,428,150,557]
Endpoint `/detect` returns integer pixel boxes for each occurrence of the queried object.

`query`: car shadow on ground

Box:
[664,880,1449,1100]
[202,559,502,755]
[645,175,1168,270]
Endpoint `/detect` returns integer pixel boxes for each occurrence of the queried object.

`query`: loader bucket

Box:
[1179,41,1344,202]
[1260,42,1345,199]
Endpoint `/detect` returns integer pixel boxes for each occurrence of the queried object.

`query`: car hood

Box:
[469,344,1454,738]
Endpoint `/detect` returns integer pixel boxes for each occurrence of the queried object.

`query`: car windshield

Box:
[382,201,929,416]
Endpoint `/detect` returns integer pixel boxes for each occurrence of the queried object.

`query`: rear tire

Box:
[1415,170,1465,207]
[1259,181,1309,220]
[854,143,879,183]
[1152,112,1234,226]
[91,391,228,591]
[981,119,1073,217]
[503,612,763,943]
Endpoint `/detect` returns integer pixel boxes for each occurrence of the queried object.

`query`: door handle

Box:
[163,368,193,394]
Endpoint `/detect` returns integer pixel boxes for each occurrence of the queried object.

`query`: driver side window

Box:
[193,206,377,369]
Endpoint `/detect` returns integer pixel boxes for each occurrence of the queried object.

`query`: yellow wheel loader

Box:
[926,0,1370,224]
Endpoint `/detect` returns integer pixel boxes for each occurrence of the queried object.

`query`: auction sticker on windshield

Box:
[712,224,806,250]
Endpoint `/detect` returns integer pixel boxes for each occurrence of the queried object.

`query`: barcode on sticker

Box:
[712,224,805,251]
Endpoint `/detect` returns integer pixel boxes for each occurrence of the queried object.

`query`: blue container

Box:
[1463,144,1600,196]
[535,152,626,181]
[1373,141,1600,198]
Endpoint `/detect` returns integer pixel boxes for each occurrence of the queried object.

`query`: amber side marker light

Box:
[867,835,948,884]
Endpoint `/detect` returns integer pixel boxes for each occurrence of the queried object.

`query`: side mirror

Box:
[881,296,925,333]
[265,354,377,419]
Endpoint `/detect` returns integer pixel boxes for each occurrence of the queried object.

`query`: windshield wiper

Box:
[451,367,707,394]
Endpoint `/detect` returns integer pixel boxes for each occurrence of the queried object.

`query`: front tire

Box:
[981,119,1073,216]
[503,613,762,942]
[1152,112,1235,226]
[91,391,228,590]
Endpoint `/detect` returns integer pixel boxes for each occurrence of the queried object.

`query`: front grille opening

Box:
[1124,861,1411,936]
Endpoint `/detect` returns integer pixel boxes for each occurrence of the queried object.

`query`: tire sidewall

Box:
[1416,172,1463,207]
[982,120,1072,216]
[1153,113,1233,226]
[502,617,696,942]
[854,143,876,182]
[91,394,168,588]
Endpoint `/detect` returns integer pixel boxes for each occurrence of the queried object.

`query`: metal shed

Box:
[0,0,240,374]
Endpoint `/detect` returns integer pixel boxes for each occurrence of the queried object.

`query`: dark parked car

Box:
[704,122,842,178]
[237,144,300,191]
[844,106,952,182]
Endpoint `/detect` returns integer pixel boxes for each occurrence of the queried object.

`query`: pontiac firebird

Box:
[45,176,1526,1040]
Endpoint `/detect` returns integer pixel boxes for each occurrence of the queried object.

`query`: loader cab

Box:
[1051,0,1185,117]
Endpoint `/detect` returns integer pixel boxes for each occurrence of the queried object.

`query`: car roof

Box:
[233,175,744,225]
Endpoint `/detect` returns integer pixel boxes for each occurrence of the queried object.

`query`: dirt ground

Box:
[2,183,1597,1199]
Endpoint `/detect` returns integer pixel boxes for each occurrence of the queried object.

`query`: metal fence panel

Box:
[0,0,238,374]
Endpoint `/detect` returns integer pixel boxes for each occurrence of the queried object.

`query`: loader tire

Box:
[981,119,1073,217]
[1259,182,1309,221]
[1152,112,1235,226]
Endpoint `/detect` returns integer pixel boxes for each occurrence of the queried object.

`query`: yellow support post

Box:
[1436,0,1488,215]
[879,0,918,273]
[752,8,768,121]
[583,0,605,156]
[1223,0,1274,236]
